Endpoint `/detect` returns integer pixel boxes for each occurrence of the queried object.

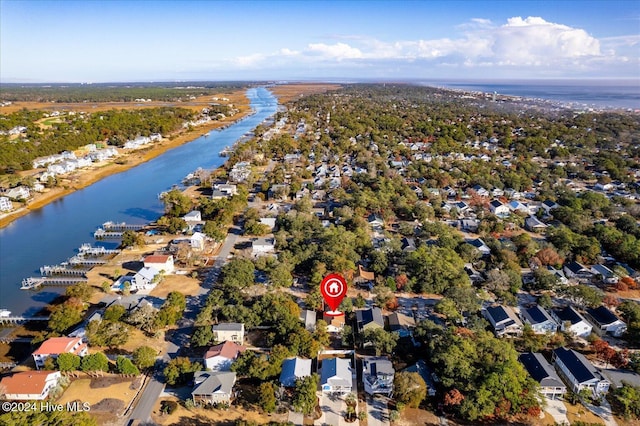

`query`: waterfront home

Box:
[518,352,566,399]
[483,305,523,337]
[183,210,203,231]
[32,337,88,369]
[212,323,244,344]
[279,357,312,387]
[204,341,246,371]
[191,371,236,406]
[212,183,238,200]
[553,347,610,397]
[251,237,275,256]
[584,306,627,337]
[551,306,593,338]
[0,371,62,400]
[321,357,353,393]
[0,196,12,212]
[520,305,557,334]
[5,186,30,200]
[356,307,384,334]
[143,254,175,274]
[362,356,394,396]
[113,266,160,292]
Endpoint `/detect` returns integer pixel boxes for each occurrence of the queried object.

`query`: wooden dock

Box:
[21,277,87,290]
[0,315,49,325]
[101,221,145,232]
[40,265,89,276]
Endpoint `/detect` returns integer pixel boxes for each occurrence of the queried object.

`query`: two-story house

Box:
[520,305,558,334]
[321,357,353,394]
[519,352,566,399]
[553,347,610,397]
[483,305,523,337]
[362,356,394,396]
[551,306,592,338]
[32,337,88,369]
[211,323,244,344]
[584,306,627,338]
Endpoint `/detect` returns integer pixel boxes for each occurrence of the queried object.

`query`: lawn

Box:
[56,375,141,424]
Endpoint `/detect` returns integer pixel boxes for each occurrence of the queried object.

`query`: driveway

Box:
[584,398,618,426]
[366,395,389,426]
[288,410,304,426]
[544,397,569,425]
[316,392,347,426]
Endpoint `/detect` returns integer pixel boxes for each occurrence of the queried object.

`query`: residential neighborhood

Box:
[1,83,639,426]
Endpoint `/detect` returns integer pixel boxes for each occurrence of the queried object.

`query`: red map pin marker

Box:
[320,273,348,316]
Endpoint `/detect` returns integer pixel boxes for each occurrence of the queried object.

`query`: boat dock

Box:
[21,277,87,290]
[0,316,50,326]
[40,265,89,276]
[101,221,145,232]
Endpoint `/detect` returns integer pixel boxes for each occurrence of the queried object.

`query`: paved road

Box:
[366,395,389,426]
[126,359,166,424]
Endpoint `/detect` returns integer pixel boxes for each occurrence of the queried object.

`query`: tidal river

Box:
[0,87,278,316]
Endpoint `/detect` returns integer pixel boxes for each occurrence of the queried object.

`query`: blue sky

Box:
[1,0,638,82]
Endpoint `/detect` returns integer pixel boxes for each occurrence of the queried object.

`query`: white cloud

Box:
[306,42,363,60]
[222,16,634,78]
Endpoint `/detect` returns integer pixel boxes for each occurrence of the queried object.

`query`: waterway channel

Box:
[0,87,278,316]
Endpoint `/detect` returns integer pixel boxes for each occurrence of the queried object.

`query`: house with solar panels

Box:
[553,348,610,397]
[483,305,523,337]
[520,305,558,334]
[518,352,566,399]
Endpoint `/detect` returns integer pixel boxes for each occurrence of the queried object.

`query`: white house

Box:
[483,305,523,337]
[362,356,394,396]
[0,196,12,212]
[519,352,566,399]
[563,261,593,281]
[204,341,245,371]
[551,306,593,338]
[467,238,491,257]
[280,357,312,387]
[5,186,30,200]
[191,371,236,405]
[252,237,275,256]
[585,306,627,337]
[489,200,510,217]
[0,371,62,400]
[212,323,244,344]
[143,254,175,274]
[190,232,205,250]
[553,347,610,397]
[520,305,557,334]
[130,266,160,291]
[590,264,618,284]
[321,357,353,393]
[32,337,88,369]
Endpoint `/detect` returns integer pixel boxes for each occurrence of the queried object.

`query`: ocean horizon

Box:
[420,78,640,110]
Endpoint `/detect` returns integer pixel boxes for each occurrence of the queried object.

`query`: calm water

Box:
[424,79,640,110]
[0,87,278,316]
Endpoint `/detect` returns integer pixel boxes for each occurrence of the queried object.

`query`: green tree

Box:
[258,382,277,413]
[56,353,81,372]
[362,328,399,355]
[163,357,201,386]
[80,352,109,373]
[103,304,126,322]
[293,374,320,415]
[48,299,85,333]
[132,346,157,369]
[393,372,427,408]
[116,356,140,375]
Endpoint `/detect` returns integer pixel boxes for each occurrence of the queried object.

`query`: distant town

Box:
[1,83,639,426]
